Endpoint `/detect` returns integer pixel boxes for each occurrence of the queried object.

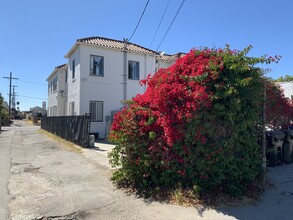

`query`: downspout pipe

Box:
[123,38,128,104]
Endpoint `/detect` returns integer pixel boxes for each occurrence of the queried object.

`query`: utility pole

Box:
[3,72,18,117]
[12,85,18,111]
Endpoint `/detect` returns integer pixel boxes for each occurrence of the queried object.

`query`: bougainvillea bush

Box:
[109,45,287,197]
[265,80,293,130]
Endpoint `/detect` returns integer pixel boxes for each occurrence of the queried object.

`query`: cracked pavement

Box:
[1,120,293,220]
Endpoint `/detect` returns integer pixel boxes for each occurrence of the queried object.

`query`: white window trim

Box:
[128,60,140,80]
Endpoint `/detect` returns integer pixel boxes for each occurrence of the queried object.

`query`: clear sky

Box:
[0,0,292,111]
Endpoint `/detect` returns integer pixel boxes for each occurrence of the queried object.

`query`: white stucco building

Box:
[47,64,68,116]
[277,81,293,100]
[47,36,180,138]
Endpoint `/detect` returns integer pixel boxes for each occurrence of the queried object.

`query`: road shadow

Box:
[88,146,107,152]
[213,164,293,220]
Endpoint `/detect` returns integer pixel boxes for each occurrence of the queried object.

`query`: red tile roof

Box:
[157,52,186,62]
[77,36,158,55]
[55,64,67,69]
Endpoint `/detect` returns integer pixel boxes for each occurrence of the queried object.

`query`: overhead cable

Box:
[18,79,46,86]
[18,95,46,100]
[156,0,186,51]
[149,0,171,48]
[129,0,150,41]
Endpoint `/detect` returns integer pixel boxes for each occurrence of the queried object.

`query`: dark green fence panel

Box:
[41,114,91,148]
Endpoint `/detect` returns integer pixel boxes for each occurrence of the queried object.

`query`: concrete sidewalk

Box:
[85,137,293,220]
[1,120,293,219]
[87,139,293,220]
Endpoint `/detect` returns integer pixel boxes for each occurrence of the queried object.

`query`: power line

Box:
[129,0,150,41]
[149,0,171,48]
[18,79,46,86]
[18,95,46,100]
[156,0,186,51]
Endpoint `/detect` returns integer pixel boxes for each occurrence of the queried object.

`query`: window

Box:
[72,59,75,79]
[65,71,68,83]
[69,102,75,115]
[53,106,57,116]
[128,60,139,80]
[90,55,104,76]
[89,101,103,122]
[53,77,57,92]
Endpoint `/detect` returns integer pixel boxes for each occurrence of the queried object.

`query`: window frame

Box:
[72,59,75,79]
[128,60,140,80]
[90,55,104,77]
[52,77,57,92]
[69,101,75,115]
[89,101,103,122]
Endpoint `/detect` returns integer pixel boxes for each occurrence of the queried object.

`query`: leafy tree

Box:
[0,93,9,126]
[108,45,288,198]
[275,74,293,82]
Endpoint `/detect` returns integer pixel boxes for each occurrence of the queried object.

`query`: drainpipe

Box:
[262,81,267,187]
[144,54,147,92]
[122,38,128,104]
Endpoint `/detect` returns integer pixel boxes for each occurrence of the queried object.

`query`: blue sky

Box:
[0,0,292,111]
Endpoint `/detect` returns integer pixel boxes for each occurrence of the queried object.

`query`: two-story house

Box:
[47,36,181,138]
[47,64,68,116]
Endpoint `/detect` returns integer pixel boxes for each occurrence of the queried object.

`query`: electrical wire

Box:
[149,0,171,48]
[17,95,46,100]
[156,0,186,51]
[129,0,150,41]
[18,79,47,86]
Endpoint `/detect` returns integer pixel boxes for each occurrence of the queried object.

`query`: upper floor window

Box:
[128,60,139,80]
[53,77,57,92]
[90,55,104,76]
[72,59,75,79]
[65,71,68,83]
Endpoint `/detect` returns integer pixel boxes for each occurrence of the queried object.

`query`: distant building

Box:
[276,81,293,100]
[30,106,47,116]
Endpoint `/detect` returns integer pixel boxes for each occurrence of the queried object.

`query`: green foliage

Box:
[0,94,9,126]
[108,45,279,199]
[274,74,293,82]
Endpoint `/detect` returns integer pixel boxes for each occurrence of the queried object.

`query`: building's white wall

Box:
[57,68,67,116]
[67,48,81,115]
[278,82,293,100]
[156,60,175,71]
[77,45,156,138]
[50,43,174,138]
[47,72,58,116]
[47,68,68,116]
[126,53,156,99]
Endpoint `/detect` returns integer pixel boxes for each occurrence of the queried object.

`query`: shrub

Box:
[109,45,285,197]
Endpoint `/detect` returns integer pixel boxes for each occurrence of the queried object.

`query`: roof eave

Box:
[46,68,58,81]
[64,42,80,58]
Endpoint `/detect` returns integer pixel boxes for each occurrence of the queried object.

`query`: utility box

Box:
[88,135,95,148]
[283,130,293,164]
[266,131,285,167]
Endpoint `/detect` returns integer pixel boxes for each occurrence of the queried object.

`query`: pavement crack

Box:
[33,210,82,220]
